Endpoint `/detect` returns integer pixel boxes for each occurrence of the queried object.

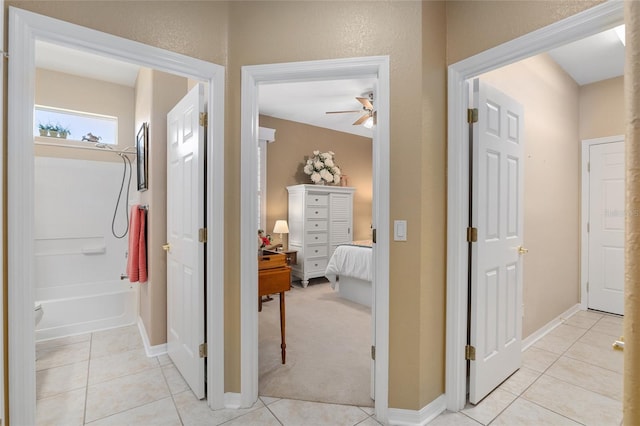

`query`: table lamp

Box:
[273,220,289,250]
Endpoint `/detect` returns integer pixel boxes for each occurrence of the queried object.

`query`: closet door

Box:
[329,192,353,257]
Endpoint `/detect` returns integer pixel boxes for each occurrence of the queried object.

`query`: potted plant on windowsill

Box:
[57,125,71,139]
[37,122,48,137]
[47,124,58,138]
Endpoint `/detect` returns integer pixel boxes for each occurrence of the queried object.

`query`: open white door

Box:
[587,141,625,315]
[166,83,206,398]
[469,79,524,404]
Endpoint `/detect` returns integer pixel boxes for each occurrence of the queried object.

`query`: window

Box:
[34,105,118,145]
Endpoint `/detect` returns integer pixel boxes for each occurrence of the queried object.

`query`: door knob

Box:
[518,246,529,255]
[162,243,171,252]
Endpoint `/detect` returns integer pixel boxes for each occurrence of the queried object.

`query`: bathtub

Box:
[35,280,139,342]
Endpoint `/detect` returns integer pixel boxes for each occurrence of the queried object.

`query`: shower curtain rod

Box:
[34,140,137,155]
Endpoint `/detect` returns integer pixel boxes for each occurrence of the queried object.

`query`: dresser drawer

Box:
[304,258,328,273]
[307,194,328,206]
[306,220,327,232]
[306,232,328,244]
[305,245,328,258]
[306,206,327,219]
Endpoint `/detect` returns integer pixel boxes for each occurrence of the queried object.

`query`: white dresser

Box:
[286,184,355,286]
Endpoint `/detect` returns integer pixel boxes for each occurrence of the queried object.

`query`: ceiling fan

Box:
[326,92,376,128]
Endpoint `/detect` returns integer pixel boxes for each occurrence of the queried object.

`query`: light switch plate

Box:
[394,220,407,241]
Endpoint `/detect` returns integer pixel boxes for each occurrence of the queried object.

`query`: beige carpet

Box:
[259,279,373,407]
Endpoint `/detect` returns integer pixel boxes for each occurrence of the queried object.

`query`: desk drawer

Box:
[304,258,328,274]
[259,267,291,295]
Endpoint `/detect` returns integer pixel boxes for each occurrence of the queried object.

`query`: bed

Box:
[324,240,373,308]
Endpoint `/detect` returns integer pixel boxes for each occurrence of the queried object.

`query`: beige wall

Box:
[481,54,581,337]
[259,115,373,245]
[5,0,610,414]
[135,68,188,346]
[580,76,625,140]
[34,68,134,161]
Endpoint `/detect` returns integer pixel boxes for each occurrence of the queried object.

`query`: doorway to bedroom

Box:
[240,57,390,419]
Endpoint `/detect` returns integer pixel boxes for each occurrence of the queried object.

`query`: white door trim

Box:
[580,135,626,311]
[8,8,225,424]
[0,0,5,421]
[445,1,624,411]
[240,56,390,422]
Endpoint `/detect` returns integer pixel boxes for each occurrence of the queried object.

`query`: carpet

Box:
[258,279,373,407]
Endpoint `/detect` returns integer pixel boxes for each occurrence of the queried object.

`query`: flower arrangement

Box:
[303,150,341,185]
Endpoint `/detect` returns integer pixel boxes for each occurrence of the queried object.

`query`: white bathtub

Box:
[35,280,139,342]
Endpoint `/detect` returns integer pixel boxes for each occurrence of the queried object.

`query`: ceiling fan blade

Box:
[352,114,370,125]
[356,96,373,110]
[325,110,362,114]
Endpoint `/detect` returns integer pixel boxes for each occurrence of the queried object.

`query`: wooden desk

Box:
[258,253,291,364]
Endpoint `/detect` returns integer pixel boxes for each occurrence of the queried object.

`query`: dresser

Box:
[286,184,355,287]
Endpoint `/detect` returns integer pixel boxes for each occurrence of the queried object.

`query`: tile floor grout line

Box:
[158,356,187,426]
[82,332,94,425]
[518,391,587,425]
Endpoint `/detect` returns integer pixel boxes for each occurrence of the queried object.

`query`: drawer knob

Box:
[315,224,318,227]
[315,211,319,214]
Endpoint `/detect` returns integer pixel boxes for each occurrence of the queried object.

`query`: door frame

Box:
[445,1,624,411]
[240,56,390,422]
[580,135,625,311]
[7,8,225,424]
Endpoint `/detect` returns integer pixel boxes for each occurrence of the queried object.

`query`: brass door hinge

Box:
[467,108,478,124]
[199,228,208,243]
[199,112,208,127]
[199,343,207,358]
[371,345,376,361]
[467,227,478,243]
[465,345,476,361]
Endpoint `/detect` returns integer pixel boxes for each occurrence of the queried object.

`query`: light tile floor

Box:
[35,325,381,425]
[429,310,624,426]
[36,310,623,425]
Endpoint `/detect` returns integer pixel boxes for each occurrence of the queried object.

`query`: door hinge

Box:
[587,222,590,233]
[467,108,478,124]
[466,227,478,243]
[587,161,590,172]
[199,343,207,358]
[465,345,476,361]
[199,227,208,243]
[372,228,377,244]
[371,345,376,361]
[587,281,589,292]
[199,112,208,127]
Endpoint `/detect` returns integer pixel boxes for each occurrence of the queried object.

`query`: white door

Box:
[469,79,524,404]
[166,83,206,398]
[588,141,625,315]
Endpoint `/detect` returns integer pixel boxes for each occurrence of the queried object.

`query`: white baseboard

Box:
[224,392,242,409]
[388,394,446,426]
[522,303,581,351]
[137,317,167,358]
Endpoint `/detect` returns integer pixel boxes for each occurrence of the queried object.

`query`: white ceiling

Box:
[34,26,625,138]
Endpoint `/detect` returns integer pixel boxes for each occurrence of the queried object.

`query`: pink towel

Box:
[126,205,148,283]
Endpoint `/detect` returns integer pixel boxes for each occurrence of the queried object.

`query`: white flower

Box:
[302,150,342,184]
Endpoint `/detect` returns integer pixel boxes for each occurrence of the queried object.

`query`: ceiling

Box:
[35,26,625,138]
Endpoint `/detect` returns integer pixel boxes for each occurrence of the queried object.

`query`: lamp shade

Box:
[273,220,289,234]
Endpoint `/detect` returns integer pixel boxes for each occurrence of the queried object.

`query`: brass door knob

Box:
[162,243,171,252]
[518,246,529,255]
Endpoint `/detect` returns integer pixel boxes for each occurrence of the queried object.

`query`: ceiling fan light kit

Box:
[326,91,376,127]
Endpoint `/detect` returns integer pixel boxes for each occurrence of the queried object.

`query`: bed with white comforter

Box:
[325,241,372,307]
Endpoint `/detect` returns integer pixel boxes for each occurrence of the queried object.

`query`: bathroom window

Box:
[34,105,118,145]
